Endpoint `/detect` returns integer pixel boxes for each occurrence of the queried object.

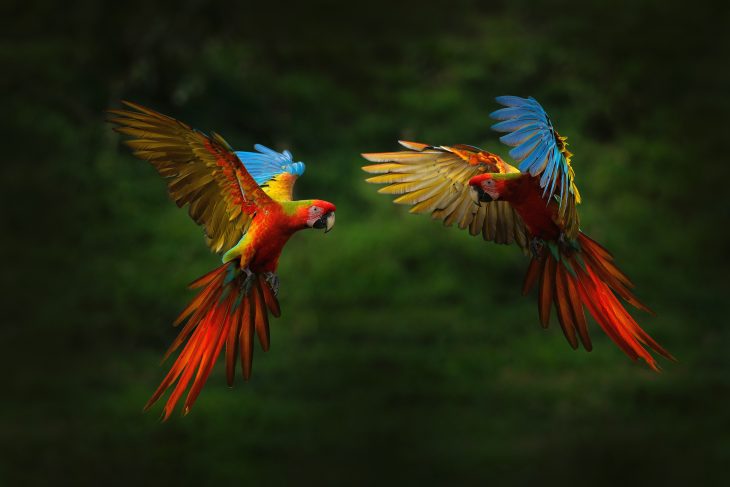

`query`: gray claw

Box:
[264,272,280,296]
[241,267,255,293]
[557,232,577,255]
[529,237,545,259]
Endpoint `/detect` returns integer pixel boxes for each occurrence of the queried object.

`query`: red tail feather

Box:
[524,233,673,369]
[145,263,281,420]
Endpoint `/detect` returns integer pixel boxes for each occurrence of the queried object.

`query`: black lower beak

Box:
[312,212,335,233]
[313,216,327,229]
[475,186,493,203]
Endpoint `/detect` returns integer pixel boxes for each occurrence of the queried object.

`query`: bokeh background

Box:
[3,0,729,484]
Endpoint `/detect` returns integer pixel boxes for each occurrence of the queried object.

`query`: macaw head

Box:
[303,200,337,233]
[468,173,520,203]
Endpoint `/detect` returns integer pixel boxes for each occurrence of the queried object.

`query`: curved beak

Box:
[324,211,335,233]
[313,212,336,233]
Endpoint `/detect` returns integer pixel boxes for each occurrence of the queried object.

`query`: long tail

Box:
[145,262,280,420]
[522,232,674,370]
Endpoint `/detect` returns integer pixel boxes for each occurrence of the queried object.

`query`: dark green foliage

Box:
[2,0,729,485]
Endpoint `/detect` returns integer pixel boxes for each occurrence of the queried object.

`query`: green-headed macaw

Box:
[362,95,673,370]
[109,102,336,419]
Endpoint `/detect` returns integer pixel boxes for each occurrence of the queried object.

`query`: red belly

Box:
[508,178,562,240]
[514,204,561,240]
[248,226,292,273]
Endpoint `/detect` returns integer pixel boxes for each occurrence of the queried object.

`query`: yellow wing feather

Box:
[108,101,273,254]
[362,141,529,251]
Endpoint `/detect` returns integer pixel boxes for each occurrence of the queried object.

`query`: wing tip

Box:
[397,140,429,151]
[361,153,380,162]
[361,152,399,164]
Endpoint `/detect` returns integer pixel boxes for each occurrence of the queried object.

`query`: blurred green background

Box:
[3,0,729,484]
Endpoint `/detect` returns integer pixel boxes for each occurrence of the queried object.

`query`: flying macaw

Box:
[108,102,336,419]
[362,95,673,370]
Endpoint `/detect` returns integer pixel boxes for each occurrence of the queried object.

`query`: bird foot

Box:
[241,267,255,293]
[264,272,280,296]
[557,232,577,255]
[530,237,546,259]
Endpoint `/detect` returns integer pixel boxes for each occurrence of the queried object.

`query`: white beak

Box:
[325,212,335,233]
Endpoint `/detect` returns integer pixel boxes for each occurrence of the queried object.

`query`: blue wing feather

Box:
[544,146,561,198]
[491,95,574,206]
[509,133,542,161]
[490,106,544,122]
[491,118,534,133]
[498,124,544,147]
[519,139,550,175]
[236,144,306,186]
[539,149,555,190]
[495,95,542,109]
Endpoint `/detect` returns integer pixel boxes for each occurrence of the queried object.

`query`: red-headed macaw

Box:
[362,95,673,370]
[109,102,336,419]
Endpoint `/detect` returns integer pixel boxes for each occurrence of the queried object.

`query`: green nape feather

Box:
[280,199,314,216]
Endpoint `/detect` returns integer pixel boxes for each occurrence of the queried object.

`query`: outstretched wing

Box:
[235,144,305,202]
[108,101,274,253]
[491,95,581,238]
[362,141,529,250]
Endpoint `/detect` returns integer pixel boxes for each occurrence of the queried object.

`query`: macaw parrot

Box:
[362,95,673,370]
[108,102,336,419]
